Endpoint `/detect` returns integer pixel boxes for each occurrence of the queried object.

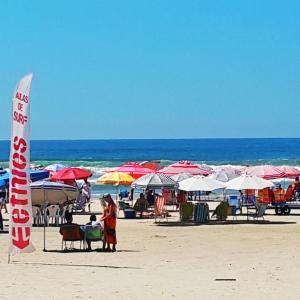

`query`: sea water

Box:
[1,138,300,195]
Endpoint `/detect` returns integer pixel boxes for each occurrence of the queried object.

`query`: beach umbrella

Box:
[96,172,135,186]
[96,172,135,201]
[131,173,178,190]
[278,166,300,179]
[209,166,241,182]
[44,163,67,174]
[242,165,284,180]
[0,170,50,188]
[179,175,225,192]
[226,175,274,190]
[170,173,193,182]
[112,162,153,179]
[31,180,79,251]
[31,181,79,205]
[140,161,164,171]
[51,167,92,181]
[158,160,210,176]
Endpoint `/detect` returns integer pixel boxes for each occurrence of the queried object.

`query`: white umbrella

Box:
[179,175,225,192]
[31,181,79,205]
[131,173,178,190]
[170,173,193,182]
[44,163,67,173]
[226,175,274,190]
[210,166,241,182]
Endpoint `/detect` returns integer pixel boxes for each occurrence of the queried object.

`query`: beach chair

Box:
[154,196,168,223]
[227,196,240,220]
[211,201,229,221]
[60,225,83,250]
[32,206,42,226]
[248,204,267,220]
[46,205,60,226]
[179,202,194,221]
[84,225,104,250]
[117,200,127,218]
[58,205,67,224]
[193,202,209,223]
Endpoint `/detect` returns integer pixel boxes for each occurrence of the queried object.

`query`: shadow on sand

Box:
[11,261,142,269]
[155,220,297,227]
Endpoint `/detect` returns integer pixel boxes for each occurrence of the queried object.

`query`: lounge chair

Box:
[60,225,83,250]
[193,202,209,223]
[154,196,168,223]
[248,204,267,220]
[179,202,194,221]
[211,201,229,221]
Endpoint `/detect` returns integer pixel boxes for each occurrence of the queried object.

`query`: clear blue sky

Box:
[0,0,299,139]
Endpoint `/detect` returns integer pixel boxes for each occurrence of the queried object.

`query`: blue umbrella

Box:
[0,170,50,188]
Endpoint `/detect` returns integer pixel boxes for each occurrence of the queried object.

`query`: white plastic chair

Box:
[46,205,60,226]
[58,206,67,224]
[32,206,42,226]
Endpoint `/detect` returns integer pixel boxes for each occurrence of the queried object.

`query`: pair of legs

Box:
[102,240,116,252]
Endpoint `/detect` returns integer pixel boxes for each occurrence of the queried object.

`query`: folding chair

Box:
[154,196,168,223]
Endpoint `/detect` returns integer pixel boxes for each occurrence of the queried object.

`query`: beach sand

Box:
[1,200,300,300]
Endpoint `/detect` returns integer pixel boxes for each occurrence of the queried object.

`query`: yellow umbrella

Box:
[96,172,135,186]
[96,172,135,201]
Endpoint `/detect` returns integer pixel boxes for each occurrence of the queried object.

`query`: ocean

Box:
[1,138,300,195]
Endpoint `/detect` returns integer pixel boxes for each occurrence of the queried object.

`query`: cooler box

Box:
[124,209,136,219]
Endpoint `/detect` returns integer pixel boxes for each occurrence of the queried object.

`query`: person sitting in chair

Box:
[59,212,80,234]
[133,193,149,218]
[85,214,102,251]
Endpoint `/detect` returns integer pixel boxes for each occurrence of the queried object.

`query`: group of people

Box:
[60,193,117,252]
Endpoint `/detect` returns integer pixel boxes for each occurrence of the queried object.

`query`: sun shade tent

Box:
[179,175,226,192]
[131,173,178,190]
[158,161,211,176]
[225,175,274,190]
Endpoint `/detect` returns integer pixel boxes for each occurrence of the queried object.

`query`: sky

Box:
[0,0,300,140]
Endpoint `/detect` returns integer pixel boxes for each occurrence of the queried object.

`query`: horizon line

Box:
[1,137,300,142]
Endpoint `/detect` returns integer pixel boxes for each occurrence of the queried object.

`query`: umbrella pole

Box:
[43,188,46,252]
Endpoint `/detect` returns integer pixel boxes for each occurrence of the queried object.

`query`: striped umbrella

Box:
[242,165,285,180]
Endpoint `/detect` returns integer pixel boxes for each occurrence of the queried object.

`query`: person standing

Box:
[80,179,92,212]
[101,194,117,252]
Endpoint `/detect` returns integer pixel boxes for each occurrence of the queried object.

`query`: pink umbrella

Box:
[158,160,210,176]
[278,166,300,179]
[112,162,153,179]
[242,165,285,180]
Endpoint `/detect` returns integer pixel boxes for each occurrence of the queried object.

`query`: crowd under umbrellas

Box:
[1,160,300,245]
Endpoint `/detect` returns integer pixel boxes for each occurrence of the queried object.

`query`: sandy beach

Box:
[1,199,300,300]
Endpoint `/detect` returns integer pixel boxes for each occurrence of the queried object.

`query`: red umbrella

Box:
[51,167,92,181]
[113,162,153,179]
[242,165,285,180]
[158,160,210,176]
[140,161,164,171]
[278,166,300,179]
